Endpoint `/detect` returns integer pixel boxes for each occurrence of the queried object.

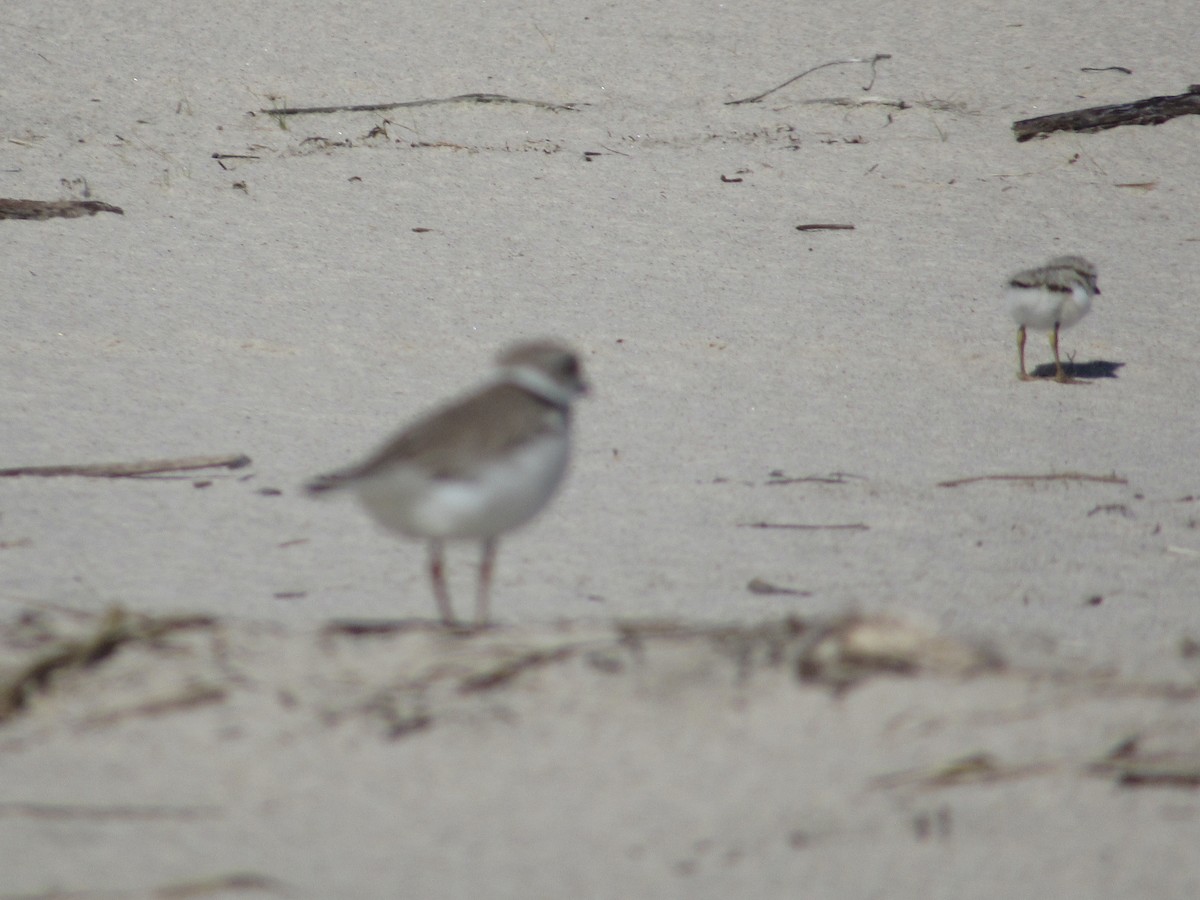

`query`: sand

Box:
[2,1,1199,896]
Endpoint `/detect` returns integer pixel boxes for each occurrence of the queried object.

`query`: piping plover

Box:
[306,340,588,626]
[1006,255,1100,383]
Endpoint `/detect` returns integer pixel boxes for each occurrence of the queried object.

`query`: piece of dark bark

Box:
[1012,85,1200,141]
[0,199,124,220]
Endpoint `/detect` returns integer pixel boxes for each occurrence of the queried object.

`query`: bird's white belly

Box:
[1007,284,1091,331]
[355,434,570,541]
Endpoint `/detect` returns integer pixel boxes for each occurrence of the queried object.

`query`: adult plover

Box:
[307,340,588,626]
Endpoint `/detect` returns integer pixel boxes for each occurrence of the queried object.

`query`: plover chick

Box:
[1006,255,1100,383]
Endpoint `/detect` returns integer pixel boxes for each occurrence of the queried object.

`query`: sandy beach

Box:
[2,1,1199,896]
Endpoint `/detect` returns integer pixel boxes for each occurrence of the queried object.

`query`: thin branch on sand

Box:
[738,522,869,531]
[0,454,251,479]
[795,223,855,232]
[797,96,909,109]
[937,472,1127,488]
[261,93,579,117]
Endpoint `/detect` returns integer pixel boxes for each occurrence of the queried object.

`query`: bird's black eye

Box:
[561,356,579,378]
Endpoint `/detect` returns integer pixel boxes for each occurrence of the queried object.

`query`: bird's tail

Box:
[304,472,349,495]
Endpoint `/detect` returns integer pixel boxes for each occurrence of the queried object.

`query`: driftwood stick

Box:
[0,454,251,479]
[262,93,578,116]
[1012,85,1200,141]
[726,54,891,105]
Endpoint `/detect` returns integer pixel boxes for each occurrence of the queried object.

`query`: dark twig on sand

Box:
[937,472,1127,488]
[765,472,864,485]
[0,454,251,479]
[0,199,123,221]
[739,522,869,531]
[1012,85,1200,141]
[726,54,892,105]
[261,93,579,117]
[797,96,910,110]
[795,223,855,232]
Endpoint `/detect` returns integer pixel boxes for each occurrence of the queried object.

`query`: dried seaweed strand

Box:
[726,54,892,105]
[0,198,123,220]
